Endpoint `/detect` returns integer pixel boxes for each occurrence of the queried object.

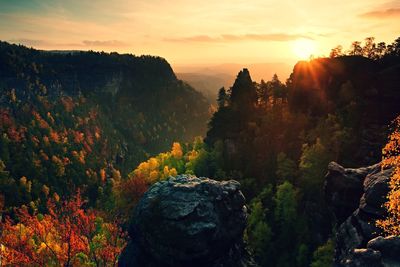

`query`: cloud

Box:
[82,40,127,47]
[165,33,313,43]
[360,8,400,18]
[7,38,127,49]
[8,38,52,47]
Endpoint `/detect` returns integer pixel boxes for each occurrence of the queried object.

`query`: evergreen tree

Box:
[217,87,228,108]
[229,68,257,110]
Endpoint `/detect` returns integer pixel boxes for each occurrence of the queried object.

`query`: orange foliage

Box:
[100,168,106,183]
[89,109,98,120]
[171,142,183,159]
[114,174,148,218]
[85,130,94,146]
[7,126,26,142]
[51,155,65,177]
[61,96,74,112]
[0,192,126,266]
[73,131,85,144]
[49,130,60,143]
[32,111,50,129]
[83,141,92,154]
[40,150,49,161]
[377,116,400,235]
[94,126,101,140]
[46,112,55,124]
[31,135,40,146]
[72,150,86,164]
[43,136,50,146]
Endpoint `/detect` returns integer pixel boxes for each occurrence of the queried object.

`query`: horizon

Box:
[1,0,399,77]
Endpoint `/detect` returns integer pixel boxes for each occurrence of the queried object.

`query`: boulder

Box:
[324,162,380,223]
[324,161,396,267]
[119,175,255,267]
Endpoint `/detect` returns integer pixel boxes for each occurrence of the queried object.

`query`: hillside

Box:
[0,41,211,211]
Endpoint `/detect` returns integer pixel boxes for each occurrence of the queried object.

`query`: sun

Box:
[292,39,316,60]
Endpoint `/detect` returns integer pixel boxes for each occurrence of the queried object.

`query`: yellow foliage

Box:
[20,176,27,186]
[171,142,183,159]
[112,169,121,182]
[377,116,400,235]
[53,193,60,202]
[163,166,170,177]
[187,150,199,161]
[148,158,159,170]
[42,185,50,197]
[169,168,178,177]
[149,170,159,183]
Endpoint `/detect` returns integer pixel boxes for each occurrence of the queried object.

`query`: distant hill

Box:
[0,41,211,209]
[176,72,233,104]
[175,62,291,104]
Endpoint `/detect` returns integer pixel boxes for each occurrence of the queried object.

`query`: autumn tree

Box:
[377,116,400,235]
[0,192,126,266]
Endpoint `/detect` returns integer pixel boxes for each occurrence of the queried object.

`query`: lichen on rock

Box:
[119,175,255,267]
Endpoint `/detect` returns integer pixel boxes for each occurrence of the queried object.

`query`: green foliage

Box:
[297,243,309,267]
[0,42,210,216]
[203,45,400,265]
[246,200,273,266]
[276,152,297,183]
[310,239,334,267]
[299,139,330,196]
[274,182,297,226]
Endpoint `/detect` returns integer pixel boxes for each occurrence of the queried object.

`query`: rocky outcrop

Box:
[325,161,400,266]
[119,175,255,267]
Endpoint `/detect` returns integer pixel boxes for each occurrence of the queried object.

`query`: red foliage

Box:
[0,108,13,129]
[0,192,126,266]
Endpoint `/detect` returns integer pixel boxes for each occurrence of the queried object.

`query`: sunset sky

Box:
[1,0,399,71]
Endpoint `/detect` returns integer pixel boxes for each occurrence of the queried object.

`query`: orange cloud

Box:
[8,39,127,49]
[82,40,127,47]
[360,8,400,18]
[165,33,313,43]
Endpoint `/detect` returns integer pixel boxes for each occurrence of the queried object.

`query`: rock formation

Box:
[119,175,255,267]
[325,161,400,266]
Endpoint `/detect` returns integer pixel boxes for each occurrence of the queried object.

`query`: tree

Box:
[375,42,387,58]
[362,37,376,58]
[257,79,269,106]
[299,139,331,200]
[274,182,298,267]
[275,181,297,228]
[387,37,400,56]
[229,68,257,110]
[217,87,228,108]
[329,45,343,58]
[267,74,287,104]
[276,152,297,183]
[246,201,273,266]
[349,41,363,56]
[310,239,334,267]
[0,192,126,266]
[377,116,400,235]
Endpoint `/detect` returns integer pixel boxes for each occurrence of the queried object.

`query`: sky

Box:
[0,0,399,71]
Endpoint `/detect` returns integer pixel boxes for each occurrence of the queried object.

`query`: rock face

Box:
[325,161,400,266]
[119,175,254,267]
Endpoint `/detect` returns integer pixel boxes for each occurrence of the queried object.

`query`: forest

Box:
[1,36,400,266]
